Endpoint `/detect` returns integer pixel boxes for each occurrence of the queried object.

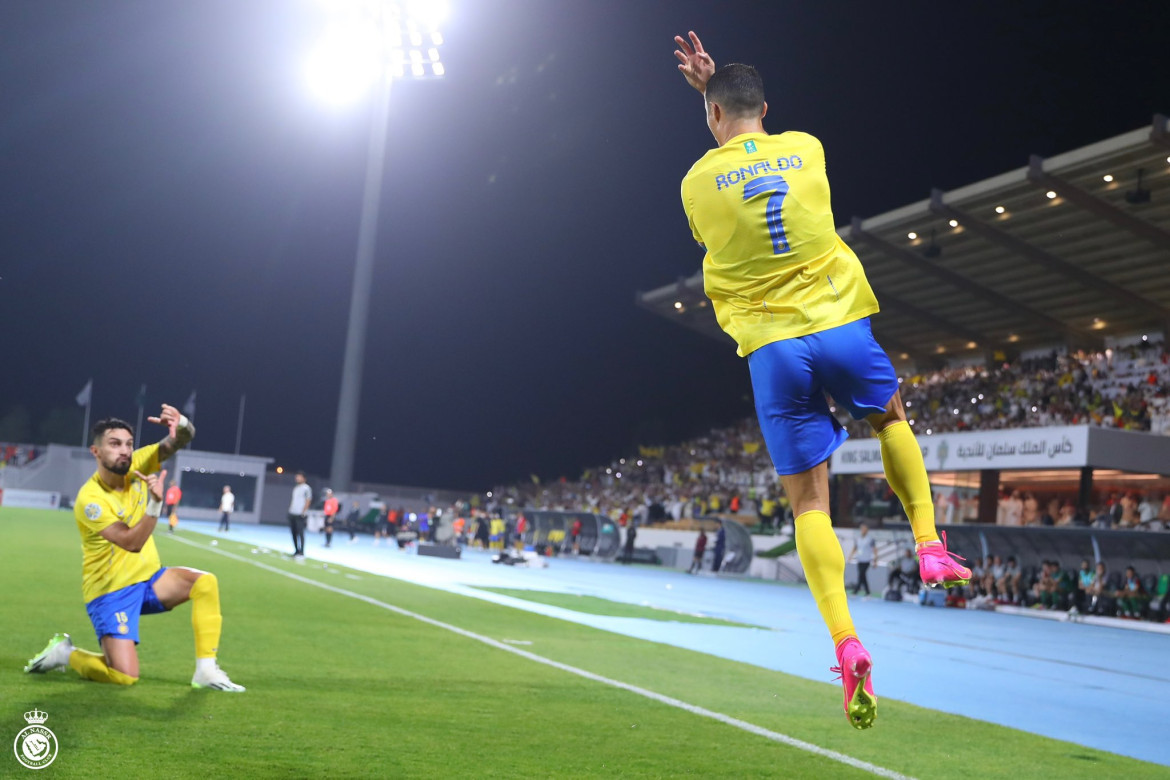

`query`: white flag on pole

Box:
[75,379,93,407]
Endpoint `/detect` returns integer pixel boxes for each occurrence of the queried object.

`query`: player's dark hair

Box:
[705,63,765,117]
[91,418,134,445]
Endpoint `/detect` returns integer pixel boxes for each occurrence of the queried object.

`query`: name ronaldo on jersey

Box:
[714,156,804,190]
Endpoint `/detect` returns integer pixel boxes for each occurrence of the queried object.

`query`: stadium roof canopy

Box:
[638,115,1170,368]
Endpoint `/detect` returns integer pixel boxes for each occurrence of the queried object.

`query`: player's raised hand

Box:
[674,31,715,93]
[147,404,180,439]
[134,469,167,502]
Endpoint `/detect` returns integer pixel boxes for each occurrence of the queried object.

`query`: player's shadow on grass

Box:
[23,674,210,723]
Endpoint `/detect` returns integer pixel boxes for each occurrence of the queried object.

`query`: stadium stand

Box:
[463,119,1170,624]
[638,114,1170,368]
[494,334,1169,534]
[0,443,40,467]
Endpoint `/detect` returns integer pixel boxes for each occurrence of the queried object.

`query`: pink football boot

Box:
[832,637,876,729]
[917,531,972,588]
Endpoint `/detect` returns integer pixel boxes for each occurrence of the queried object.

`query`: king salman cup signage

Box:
[830,426,1092,474]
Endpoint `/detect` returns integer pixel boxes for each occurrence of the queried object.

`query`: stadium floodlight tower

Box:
[306,0,447,492]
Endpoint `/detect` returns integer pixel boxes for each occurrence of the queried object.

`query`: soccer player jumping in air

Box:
[673,31,969,729]
[25,405,245,692]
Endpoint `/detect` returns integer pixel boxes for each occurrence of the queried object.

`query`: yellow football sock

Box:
[68,649,137,685]
[877,420,939,546]
[795,511,856,647]
[190,573,222,659]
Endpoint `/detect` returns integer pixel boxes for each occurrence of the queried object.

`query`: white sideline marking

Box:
[168,535,914,780]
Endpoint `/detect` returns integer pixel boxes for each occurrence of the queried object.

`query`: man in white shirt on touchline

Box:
[288,471,312,560]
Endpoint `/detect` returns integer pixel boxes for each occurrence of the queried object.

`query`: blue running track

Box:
[174,521,1169,766]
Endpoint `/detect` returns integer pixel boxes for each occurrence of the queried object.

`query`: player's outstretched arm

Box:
[674,31,715,94]
[150,403,196,460]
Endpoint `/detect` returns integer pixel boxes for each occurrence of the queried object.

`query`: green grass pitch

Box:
[1,508,1161,778]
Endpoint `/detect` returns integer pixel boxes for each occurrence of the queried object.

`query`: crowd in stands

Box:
[990,489,1170,530]
[845,337,1170,439]
[942,556,1170,623]
[0,443,40,468]
[882,548,1170,623]
[488,416,785,530]
[491,339,1170,535]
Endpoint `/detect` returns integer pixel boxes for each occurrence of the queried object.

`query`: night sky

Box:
[2,1,1167,491]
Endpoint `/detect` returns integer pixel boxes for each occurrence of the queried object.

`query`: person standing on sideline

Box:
[571,516,583,554]
[622,522,637,564]
[673,31,969,729]
[689,529,708,574]
[164,480,182,534]
[712,522,726,572]
[848,524,877,596]
[217,485,235,532]
[288,471,311,560]
[322,489,339,548]
[24,408,244,691]
[515,513,528,551]
[346,500,361,544]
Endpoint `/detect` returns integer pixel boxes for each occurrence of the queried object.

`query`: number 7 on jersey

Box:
[743,174,790,254]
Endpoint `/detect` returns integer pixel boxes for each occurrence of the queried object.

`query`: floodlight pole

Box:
[329,73,393,492]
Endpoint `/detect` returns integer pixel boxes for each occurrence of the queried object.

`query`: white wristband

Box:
[146,496,163,517]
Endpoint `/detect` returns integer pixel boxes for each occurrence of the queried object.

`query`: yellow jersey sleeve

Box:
[131,443,161,477]
[681,131,879,356]
[74,443,163,603]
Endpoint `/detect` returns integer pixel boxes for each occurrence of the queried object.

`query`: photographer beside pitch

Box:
[25,404,245,692]
[673,31,969,729]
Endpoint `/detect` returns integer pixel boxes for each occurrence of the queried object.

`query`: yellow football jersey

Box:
[74,444,162,603]
[681,131,879,357]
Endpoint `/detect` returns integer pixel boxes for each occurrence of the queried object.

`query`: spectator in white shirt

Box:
[288,471,312,559]
[848,524,878,596]
[217,485,235,532]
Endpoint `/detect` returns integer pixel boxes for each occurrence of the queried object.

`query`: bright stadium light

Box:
[1103,174,1114,182]
[305,24,383,105]
[306,0,447,103]
[907,231,918,240]
[308,0,450,492]
[995,205,1006,214]
[1046,190,1057,199]
[948,219,959,228]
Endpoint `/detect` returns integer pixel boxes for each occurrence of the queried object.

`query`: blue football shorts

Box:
[84,568,170,644]
[747,317,898,476]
